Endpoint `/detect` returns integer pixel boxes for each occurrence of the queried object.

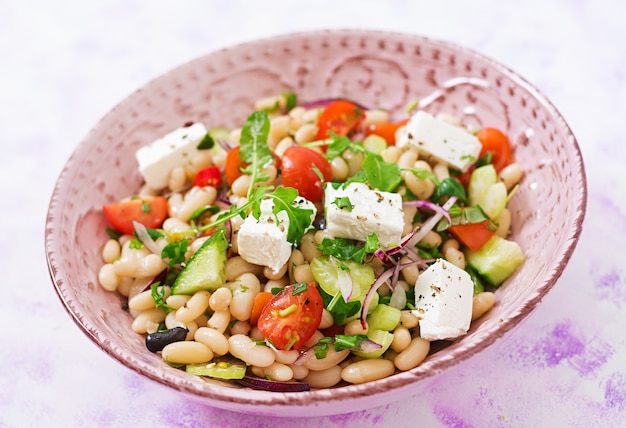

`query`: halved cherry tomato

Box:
[257,283,324,351]
[224,146,281,186]
[192,166,222,188]
[364,118,409,145]
[102,196,168,235]
[249,291,274,326]
[448,220,495,252]
[281,146,332,202]
[477,127,512,173]
[316,100,365,140]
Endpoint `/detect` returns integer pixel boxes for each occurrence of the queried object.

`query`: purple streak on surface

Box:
[512,319,611,377]
[604,372,626,411]
[533,320,585,367]
[433,404,474,428]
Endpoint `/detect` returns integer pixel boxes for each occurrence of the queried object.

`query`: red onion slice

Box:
[407,196,457,248]
[235,376,310,392]
[133,221,163,256]
[403,199,453,224]
[360,269,395,330]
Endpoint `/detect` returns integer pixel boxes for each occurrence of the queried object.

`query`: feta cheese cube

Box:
[324,182,404,246]
[135,123,208,190]
[396,110,481,172]
[237,197,316,274]
[413,258,473,341]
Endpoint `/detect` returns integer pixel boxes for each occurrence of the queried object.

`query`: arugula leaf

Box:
[362,152,402,192]
[432,177,467,204]
[189,205,221,221]
[323,131,368,159]
[262,186,315,245]
[238,111,273,198]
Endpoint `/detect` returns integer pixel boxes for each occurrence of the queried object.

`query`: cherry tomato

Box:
[257,283,324,351]
[448,220,495,252]
[316,100,365,140]
[477,127,512,173]
[224,146,281,186]
[364,118,409,145]
[192,166,222,188]
[281,146,332,202]
[102,196,168,235]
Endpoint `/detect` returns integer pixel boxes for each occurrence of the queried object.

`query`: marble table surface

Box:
[2,0,625,426]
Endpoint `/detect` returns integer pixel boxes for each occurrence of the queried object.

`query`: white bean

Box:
[341,359,395,384]
[228,334,275,368]
[194,327,229,356]
[229,273,260,321]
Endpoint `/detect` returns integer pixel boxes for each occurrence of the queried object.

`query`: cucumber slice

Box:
[363,134,387,155]
[468,164,507,218]
[465,235,525,286]
[468,164,496,207]
[310,256,375,302]
[366,304,401,331]
[480,182,507,219]
[353,329,393,359]
[186,359,247,380]
[171,229,228,295]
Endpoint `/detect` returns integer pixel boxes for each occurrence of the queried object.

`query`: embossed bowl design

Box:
[45,30,586,416]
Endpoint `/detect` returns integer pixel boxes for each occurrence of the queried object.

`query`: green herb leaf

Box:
[141,200,151,213]
[332,196,353,211]
[106,227,121,240]
[151,282,173,312]
[362,152,402,192]
[292,282,308,295]
[319,288,361,325]
[197,132,215,150]
[317,233,380,264]
[283,91,298,112]
[161,239,188,268]
[129,239,143,249]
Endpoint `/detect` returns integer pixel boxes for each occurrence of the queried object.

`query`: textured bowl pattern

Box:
[45,30,586,416]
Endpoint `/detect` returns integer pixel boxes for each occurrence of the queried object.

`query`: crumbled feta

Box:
[135,123,208,190]
[413,258,473,341]
[396,110,482,172]
[324,182,404,246]
[237,197,316,274]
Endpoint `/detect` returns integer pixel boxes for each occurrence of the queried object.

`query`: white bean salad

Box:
[98,93,525,391]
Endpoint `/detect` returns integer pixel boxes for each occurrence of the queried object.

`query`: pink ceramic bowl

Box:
[45,30,586,417]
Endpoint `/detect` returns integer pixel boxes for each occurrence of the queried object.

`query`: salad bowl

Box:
[45,29,586,417]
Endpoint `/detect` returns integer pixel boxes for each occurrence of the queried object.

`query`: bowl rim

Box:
[45,28,587,414]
